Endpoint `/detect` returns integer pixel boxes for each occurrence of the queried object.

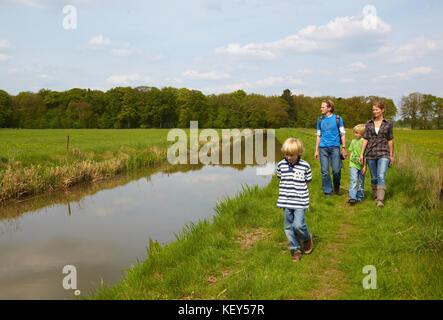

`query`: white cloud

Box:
[340,78,355,83]
[408,66,433,75]
[216,14,391,59]
[347,61,366,72]
[107,74,155,85]
[0,40,11,48]
[87,35,136,57]
[0,54,12,61]
[5,0,100,9]
[377,37,443,63]
[204,76,303,93]
[215,43,276,59]
[374,66,433,81]
[110,48,135,56]
[181,70,231,80]
[88,34,113,47]
[295,69,313,74]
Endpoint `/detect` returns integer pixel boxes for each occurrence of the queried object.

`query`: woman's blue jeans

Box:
[284,208,310,252]
[349,167,365,201]
[367,158,389,186]
[319,147,341,195]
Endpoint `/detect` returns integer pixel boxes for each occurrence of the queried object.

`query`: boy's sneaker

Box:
[291,250,302,262]
[348,199,357,205]
[303,234,314,254]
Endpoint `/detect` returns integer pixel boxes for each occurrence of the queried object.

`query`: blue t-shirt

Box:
[316,114,345,147]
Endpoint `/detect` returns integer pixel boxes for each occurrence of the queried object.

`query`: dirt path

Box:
[305,197,358,299]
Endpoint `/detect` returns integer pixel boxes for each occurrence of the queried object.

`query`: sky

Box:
[1,0,443,107]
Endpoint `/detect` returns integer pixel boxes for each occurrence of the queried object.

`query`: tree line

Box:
[1,86,437,130]
[397,92,443,129]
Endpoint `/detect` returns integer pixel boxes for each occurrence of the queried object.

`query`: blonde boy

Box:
[348,124,367,204]
[276,138,313,262]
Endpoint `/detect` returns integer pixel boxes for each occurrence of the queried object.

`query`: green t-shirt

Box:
[349,138,363,170]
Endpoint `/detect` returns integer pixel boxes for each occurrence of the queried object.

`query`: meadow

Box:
[1,128,441,299]
[0,129,173,202]
[85,128,440,300]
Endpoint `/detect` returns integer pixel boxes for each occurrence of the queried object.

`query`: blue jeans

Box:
[349,166,365,201]
[284,208,311,252]
[319,146,341,195]
[367,158,389,186]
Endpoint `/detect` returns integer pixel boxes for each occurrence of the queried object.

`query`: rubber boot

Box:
[376,185,386,207]
[371,185,378,203]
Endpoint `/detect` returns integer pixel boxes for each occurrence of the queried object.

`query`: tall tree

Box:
[281,89,297,125]
[0,90,11,127]
[400,92,422,129]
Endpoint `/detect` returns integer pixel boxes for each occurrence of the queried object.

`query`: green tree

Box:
[281,89,297,125]
[400,92,422,129]
[0,90,11,127]
[118,88,142,128]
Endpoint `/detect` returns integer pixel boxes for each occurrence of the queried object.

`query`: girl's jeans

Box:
[367,158,390,186]
[349,166,365,201]
[284,208,311,252]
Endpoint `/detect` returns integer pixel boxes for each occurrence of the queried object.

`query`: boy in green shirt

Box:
[348,124,367,204]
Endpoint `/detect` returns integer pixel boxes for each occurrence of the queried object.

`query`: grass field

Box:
[1,128,442,299]
[85,128,442,300]
[0,129,171,167]
[0,129,175,202]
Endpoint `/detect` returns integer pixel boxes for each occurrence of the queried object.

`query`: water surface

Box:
[0,141,282,299]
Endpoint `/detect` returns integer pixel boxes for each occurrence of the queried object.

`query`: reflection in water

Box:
[0,138,283,300]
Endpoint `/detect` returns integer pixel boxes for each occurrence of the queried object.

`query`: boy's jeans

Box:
[319,146,341,195]
[367,158,389,186]
[349,167,365,201]
[284,208,310,252]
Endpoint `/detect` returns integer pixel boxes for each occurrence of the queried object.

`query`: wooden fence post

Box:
[67,135,70,152]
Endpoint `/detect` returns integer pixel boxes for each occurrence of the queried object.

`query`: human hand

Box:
[389,156,394,167]
[341,149,347,160]
[315,151,319,160]
[359,155,363,165]
[362,167,366,175]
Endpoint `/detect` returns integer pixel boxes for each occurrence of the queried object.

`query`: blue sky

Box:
[1,0,442,107]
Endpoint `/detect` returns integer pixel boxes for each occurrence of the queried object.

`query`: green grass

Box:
[1,128,441,299]
[294,128,443,168]
[0,129,172,167]
[89,128,442,300]
[0,128,227,202]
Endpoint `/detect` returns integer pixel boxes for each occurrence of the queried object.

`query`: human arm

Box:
[315,135,320,160]
[361,158,367,175]
[387,121,394,167]
[339,117,347,159]
[276,164,281,179]
[340,134,347,159]
[315,119,321,160]
[388,139,394,167]
[359,139,368,165]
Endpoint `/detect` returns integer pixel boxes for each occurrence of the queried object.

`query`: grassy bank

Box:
[91,128,442,300]
[0,129,174,203]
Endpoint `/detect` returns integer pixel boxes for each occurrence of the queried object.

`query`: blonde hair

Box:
[281,138,304,156]
[353,124,365,135]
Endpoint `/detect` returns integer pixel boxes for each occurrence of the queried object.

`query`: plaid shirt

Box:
[363,118,394,160]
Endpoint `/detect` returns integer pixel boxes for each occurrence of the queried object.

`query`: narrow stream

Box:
[0,139,282,299]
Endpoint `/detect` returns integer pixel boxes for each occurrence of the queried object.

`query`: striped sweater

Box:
[276,157,312,209]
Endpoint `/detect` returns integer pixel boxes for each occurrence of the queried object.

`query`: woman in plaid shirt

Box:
[359,102,394,207]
